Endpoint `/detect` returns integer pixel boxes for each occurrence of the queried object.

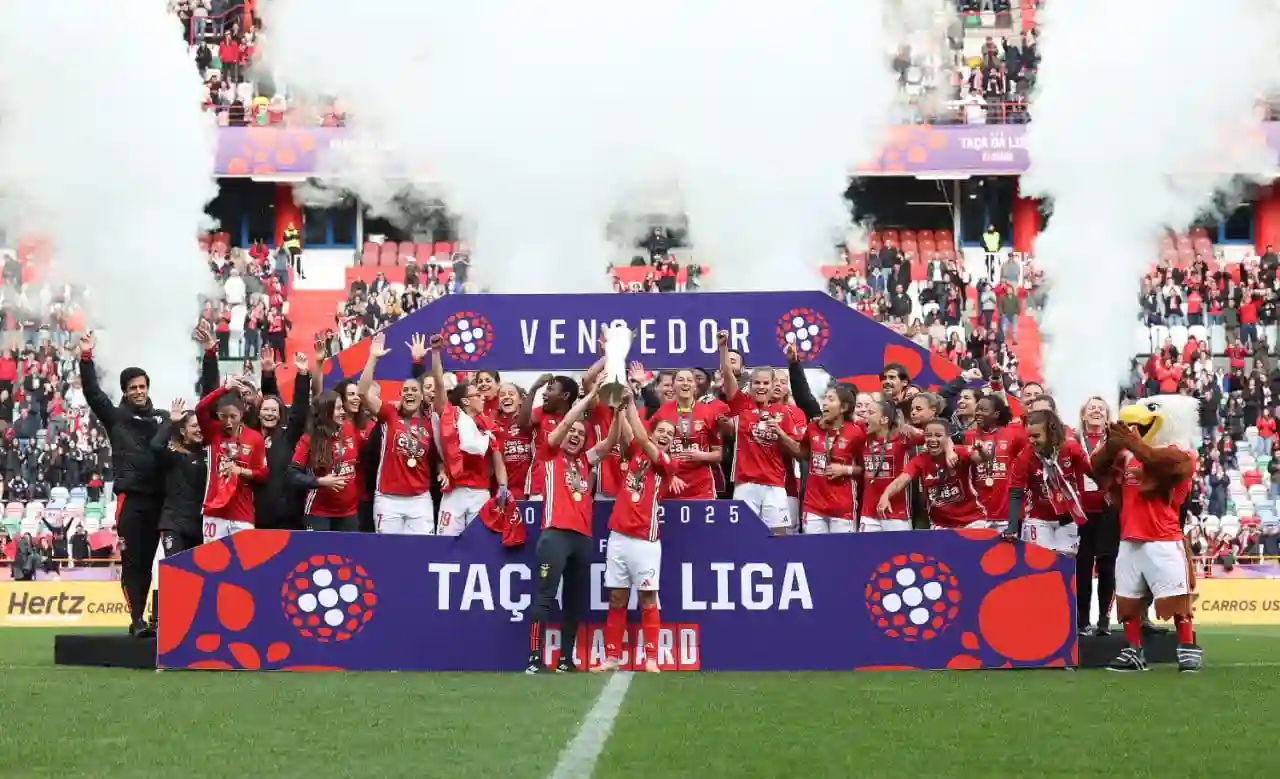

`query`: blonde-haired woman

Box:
[1077,396,1119,636]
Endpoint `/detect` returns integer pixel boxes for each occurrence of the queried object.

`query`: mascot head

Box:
[1118,394,1201,448]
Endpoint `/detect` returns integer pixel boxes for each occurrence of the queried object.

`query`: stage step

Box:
[54,634,157,670]
[1077,630,1183,668]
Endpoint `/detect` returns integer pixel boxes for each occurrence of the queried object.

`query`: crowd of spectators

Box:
[199,235,292,362]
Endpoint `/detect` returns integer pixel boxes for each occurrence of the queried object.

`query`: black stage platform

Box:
[1078,630,1182,668]
[54,634,156,670]
[50,631,1182,672]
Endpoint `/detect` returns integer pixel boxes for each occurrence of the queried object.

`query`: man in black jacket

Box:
[78,332,166,637]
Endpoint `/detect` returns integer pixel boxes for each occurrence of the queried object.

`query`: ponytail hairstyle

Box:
[1025,409,1068,454]
[871,398,899,433]
[305,391,344,473]
[830,383,858,423]
[912,391,946,421]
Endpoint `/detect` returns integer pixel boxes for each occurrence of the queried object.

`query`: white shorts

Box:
[1116,539,1191,600]
[803,514,857,534]
[202,517,253,542]
[734,482,792,530]
[603,531,662,591]
[1022,519,1079,556]
[932,519,993,531]
[437,487,489,537]
[374,492,436,535]
[859,517,912,532]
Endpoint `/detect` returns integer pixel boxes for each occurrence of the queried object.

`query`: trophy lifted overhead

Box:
[597,322,633,408]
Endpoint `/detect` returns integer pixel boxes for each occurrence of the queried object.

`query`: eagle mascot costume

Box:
[1090,394,1202,672]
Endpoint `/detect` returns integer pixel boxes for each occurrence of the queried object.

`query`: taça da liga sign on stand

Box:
[157,502,1077,672]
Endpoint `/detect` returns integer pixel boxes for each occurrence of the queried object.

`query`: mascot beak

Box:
[1119,403,1162,444]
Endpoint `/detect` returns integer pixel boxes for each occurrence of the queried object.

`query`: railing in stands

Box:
[187,3,253,47]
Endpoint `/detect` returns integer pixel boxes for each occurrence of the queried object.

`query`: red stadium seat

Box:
[1175,233,1192,252]
[901,241,918,259]
[1159,249,1178,267]
[414,242,434,265]
[867,231,881,247]
[360,243,378,266]
[1159,233,1175,252]
[935,230,955,248]
[900,230,917,245]
[1175,248,1194,268]
[378,242,399,265]
[1193,237,1213,255]
[846,252,867,274]
[432,241,455,260]
[1190,226,1210,240]
[198,235,212,252]
[882,230,900,246]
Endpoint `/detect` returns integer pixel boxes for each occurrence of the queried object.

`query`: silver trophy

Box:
[597,322,633,408]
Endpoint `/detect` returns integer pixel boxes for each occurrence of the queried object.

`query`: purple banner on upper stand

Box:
[213,123,1280,177]
[156,502,1077,672]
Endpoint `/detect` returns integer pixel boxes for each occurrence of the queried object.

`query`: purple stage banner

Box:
[214,123,1280,177]
[156,502,1077,672]
[322,291,962,394]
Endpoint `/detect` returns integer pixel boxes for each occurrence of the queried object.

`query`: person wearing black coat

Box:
[78,331,166,638]
[151,400,209,556]
[255,354,313,530]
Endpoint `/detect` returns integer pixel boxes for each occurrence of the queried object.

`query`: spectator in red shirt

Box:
[1225,338,1248,373]
[1239,293,1259,350]
[1256,407,1277,457]
[218,31,243,84]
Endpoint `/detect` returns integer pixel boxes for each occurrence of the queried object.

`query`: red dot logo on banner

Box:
[281,555,378,643]
[864,553,962,642]
[441,311,494,363]
[775,308,829,361]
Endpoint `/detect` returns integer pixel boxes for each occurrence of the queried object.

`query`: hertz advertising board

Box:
[1194,579,1280,625]
[0,582,131,628]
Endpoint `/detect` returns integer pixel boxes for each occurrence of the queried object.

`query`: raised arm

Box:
[548,384,600,451]
[286,352,313,449]
[197,325,221,398]
[589,402,624,463]
[75,332,117,431]
[624,394,659,463]
[519,373,553,431]
[357,332,392,415]
[428,333,448,413]
[259,348,280,398]
[310,337,325,400]
[784,344,820,420]
[718,330,739,400]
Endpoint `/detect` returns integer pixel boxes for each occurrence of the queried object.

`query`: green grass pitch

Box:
[1,627,1277,778]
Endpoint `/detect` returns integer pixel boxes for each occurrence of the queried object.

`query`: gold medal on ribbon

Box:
[573,492,583,502]
[985,477,994,487]
[631,492,641,503]
[407,457,418,469]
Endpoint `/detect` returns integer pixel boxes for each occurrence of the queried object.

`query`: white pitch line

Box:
[546,672,634,779]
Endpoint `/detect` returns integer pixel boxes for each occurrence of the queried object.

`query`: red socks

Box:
[1122,618,1143,648]
[641,603,661,659]
[1175,615,1195,644]
[604,606,626,659]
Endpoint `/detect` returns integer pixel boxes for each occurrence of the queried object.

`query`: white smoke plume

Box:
[263,0,943,293]
[1022,0,1280,418]
[0,1,218,402]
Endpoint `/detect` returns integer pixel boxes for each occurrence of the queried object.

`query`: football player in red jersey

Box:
[776,383,863,533]
[491,382,533,499]
[965,392,1024,533]
[527,384,621,674]
[596,394,682,673]
[196,375,269,541]
[1004,409,1089,555]
[288,390,362,531]
[719,330,802,534]
[881,419,990,529]
[429,335,508,536]
[473,369,502,418]
[646,368,722,499]
[770,366,808,522]
[857,399,924,532]
[357,333,436,534]
[519,373,578,498]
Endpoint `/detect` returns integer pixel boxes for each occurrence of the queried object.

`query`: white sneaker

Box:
[643,659,661,673]
[592,657,621,673]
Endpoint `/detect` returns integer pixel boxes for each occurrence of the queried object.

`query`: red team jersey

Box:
[1009,438,1090,523]
[609,442,673,541]
[356,418,376,502]
[438,405,495,491]
[588,404,622,498]
[492,410,533,499]
[781,404,808,499]
[196,388,268,523]
[904,447,986,527]
[857,430,923,520]
[1119,447,1196,541]
[801,420,864,519]
[648,401,722,499]
[375,403,433,496]
[727,391,801,487]
[964,425,1027,525]
[541,449,594,536]
[525,408,565,498]
[292,420,362,517]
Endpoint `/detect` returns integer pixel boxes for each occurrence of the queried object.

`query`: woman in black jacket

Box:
[150,399,208,555]
[255,352,313,530]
